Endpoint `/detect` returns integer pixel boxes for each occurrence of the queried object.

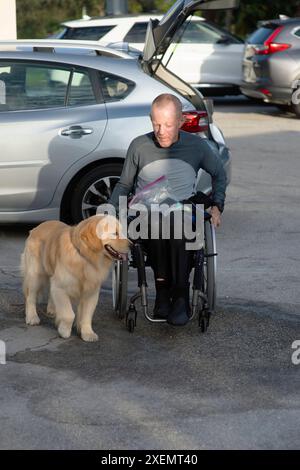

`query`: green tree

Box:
[235,0,300,37]
[17,0,105,38]
[129,0,300,37]
[129,0,174,13]
[16,0,300,39]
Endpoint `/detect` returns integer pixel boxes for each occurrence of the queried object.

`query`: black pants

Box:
[139,210,195,289]
[129,192,211,290]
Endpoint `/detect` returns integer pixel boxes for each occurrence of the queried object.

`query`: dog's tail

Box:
[20,228,33,280]
[20,238,32,297]
[20,250,28,298]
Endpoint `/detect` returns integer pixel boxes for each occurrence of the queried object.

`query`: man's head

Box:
[150,94,184,148]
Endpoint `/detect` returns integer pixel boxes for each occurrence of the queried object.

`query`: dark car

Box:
[241,17,300,117]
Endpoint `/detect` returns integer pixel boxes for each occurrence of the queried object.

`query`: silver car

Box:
[0,0,235,224]
[241,16,300,117]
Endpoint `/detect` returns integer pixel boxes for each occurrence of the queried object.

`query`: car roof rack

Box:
[0,39,132,58]
[258,17,300,27]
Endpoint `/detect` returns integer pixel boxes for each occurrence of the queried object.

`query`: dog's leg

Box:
[77,291,99,342]
[50,281,75,339]
[46,293,56,319]
[23,272,46,326]
[22,247,44,326]
[24,281,41,326]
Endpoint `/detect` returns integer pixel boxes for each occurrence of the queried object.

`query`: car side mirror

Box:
[216,35,232,45]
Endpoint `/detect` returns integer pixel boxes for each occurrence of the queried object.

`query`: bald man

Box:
[109,94,226,326]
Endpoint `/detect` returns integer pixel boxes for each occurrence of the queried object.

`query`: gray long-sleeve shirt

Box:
[109,131,226,212]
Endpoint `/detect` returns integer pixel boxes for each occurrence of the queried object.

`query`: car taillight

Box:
[254,26,291,55]
[259,88,272,97]
[181,111,209,133]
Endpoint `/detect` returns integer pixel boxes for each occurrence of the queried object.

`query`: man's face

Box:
[151,103,183,148]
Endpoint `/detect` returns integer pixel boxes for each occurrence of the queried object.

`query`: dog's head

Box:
[78,215,129,261]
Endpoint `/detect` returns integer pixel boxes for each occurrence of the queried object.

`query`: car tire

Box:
[290,85,300,117]
[291,103,300,118]
[70,163,123,223]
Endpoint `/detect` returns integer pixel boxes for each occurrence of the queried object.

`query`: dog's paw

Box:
[26,315,40,326]
[57,322,72,339]
[45,309,56,318]
[81,330,99,342]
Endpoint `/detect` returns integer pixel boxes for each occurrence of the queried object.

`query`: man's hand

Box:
[210,206,221,227]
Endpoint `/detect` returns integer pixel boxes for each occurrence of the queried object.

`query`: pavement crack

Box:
[0,268,21,279]
[7,335,60,360]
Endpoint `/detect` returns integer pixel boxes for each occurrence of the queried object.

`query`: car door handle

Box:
[61,125,93,137]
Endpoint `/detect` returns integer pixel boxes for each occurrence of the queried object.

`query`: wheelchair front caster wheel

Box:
[126,305,137,333]
[127,318,135,333]
[199,310,210,333]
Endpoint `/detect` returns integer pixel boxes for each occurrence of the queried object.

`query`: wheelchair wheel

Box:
[112,259,128,319]
[204,219,217,312]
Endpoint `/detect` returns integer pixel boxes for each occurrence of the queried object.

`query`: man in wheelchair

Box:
[109,94,226,326]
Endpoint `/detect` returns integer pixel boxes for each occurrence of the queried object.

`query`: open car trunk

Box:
[141,0,240,113]
[145,59,207,111]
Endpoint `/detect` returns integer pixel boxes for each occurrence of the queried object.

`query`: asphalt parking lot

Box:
[0,97,299,450]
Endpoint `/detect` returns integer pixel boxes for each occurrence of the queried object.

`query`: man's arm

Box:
[196,139,227,227]
[198,140,227,212]
[108,140,138,214]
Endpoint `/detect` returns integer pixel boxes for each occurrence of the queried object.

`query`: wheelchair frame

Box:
[112,218,217,333]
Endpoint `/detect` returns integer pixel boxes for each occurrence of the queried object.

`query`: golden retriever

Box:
[21,215,129,341]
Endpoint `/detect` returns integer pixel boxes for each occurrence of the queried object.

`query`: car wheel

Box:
[291,85,300,117]
[70,163,123,223]
[292,102,300,118]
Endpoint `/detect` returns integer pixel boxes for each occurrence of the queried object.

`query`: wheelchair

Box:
[112,209,217,334]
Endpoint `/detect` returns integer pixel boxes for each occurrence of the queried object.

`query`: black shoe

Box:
[153,285,171,319]
[167,285,191,326]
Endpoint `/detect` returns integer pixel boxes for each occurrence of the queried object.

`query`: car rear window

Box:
[294,28,300,38]
[61,25,116,41]
[99,71,135,102]
[247,26,277,44]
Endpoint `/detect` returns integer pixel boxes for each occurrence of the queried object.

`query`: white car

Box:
[57,9,244,95]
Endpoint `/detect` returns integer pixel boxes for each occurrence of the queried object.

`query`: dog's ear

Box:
[96,214,120,241]
[80,217,104,252]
